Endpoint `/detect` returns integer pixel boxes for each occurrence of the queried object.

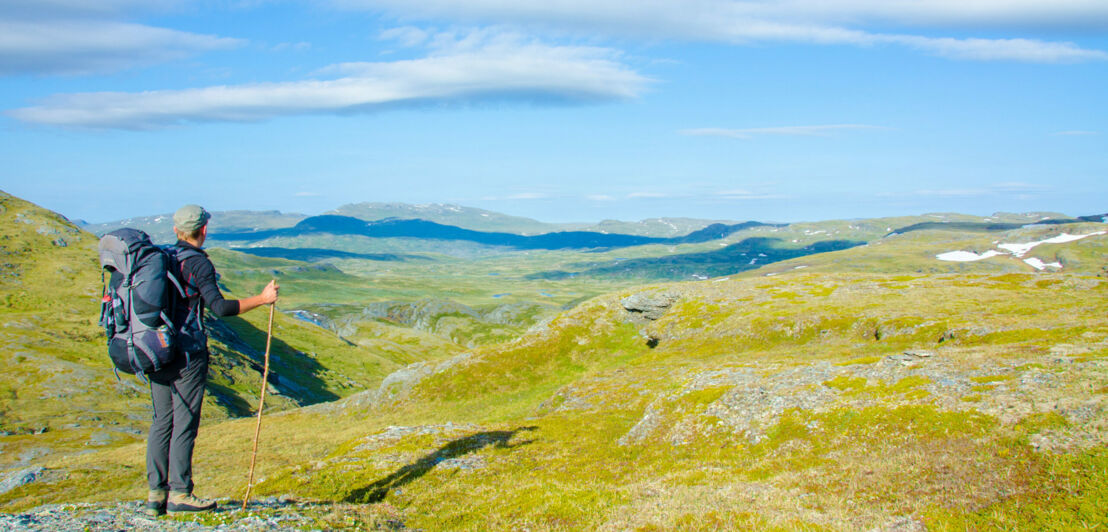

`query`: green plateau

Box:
[2,189,1106,530]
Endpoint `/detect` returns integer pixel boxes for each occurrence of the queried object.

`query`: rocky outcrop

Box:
[0,467,43,496]
[620,292,677,321]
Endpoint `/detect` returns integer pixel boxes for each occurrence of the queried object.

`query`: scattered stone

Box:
[885,354,918,366]
[88,431,113,446]
[0,500,355,531]
[0,466,43,496]
[868,515,926,532]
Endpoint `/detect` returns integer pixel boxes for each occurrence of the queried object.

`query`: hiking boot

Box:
[143,489,167,517]
[167,491,217,514]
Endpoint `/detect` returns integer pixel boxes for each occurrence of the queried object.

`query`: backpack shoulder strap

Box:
[163,245,206,298]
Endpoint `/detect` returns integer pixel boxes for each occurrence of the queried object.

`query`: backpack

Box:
[97,228,207,378]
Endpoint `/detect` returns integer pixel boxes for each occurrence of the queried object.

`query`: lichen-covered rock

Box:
[0,466,43,496]
[620,292,677,320]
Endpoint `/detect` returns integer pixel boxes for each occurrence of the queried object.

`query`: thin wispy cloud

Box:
[505,192,549,200]
[0,0,185,18]
[8,32,648,129]
[717,189,787,200]
[894,182,1051,198]
[991,182,1048,193]
[680,124,885,140]
[333,0,1108,63]
[0,0,243,76]
[0,19,242,76]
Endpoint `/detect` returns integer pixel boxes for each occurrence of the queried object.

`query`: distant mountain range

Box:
[86,202,747,243]
[84,210,308,244]
[212,215,775,251]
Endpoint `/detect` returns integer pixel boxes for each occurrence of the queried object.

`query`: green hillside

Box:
[3,191,1105,530]
[0,192,457,476]
[7,269,1107,529]
[750,220,1108,277]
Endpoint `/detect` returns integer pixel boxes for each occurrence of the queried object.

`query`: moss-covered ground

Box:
[3,191,1107,529]
[6,264,1106,530]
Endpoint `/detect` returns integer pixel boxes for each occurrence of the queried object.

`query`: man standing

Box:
[145,205,279,516]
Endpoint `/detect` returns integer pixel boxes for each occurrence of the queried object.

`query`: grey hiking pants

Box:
[146,350,209,493]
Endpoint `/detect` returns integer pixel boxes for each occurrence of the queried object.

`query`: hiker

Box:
[144,205,279,516]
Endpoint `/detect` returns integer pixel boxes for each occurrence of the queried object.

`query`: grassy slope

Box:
[5,193,1105,528]
[751,222,1108,277]
[7,268,1106,530]
[0,191,153,466]
[0,192,458,476]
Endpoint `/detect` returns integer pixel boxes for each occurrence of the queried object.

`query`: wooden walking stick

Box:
[242,299,276,511]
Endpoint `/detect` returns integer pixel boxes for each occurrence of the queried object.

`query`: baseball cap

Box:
[173,204,211,232]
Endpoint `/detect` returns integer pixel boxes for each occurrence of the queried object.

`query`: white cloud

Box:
[332,0,1108,63]
[907,182,1050,198]
[766,1,1108,29]
[272,41,312,52]
[7,33,648,129]
[885,35,1106,62]
[0,19,243,76]
[717,189,787,200]
[680,124,885,139]
[586,194,615,201]
[990,182,1048,193]
[912,188,990,197]
[481,192,551,201]
[379,26,431,48]
[627,192,671,199]
[0,0,185,18]
[505,193,548,200]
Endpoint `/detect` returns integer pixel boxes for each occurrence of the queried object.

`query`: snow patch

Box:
[998,232,1105,257]
[936,250,1003,262]
[1024,258,1062,270]
[936,231,1105,266]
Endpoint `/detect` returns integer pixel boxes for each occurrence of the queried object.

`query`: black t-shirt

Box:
[175,241,240,317]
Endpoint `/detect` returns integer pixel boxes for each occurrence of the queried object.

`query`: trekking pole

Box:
[242,298,276,511]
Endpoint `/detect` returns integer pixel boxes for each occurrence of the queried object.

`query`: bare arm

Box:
[237,279,279,314]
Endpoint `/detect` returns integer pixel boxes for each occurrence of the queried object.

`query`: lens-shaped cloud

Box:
[8,38,648,129]
[333,0,1108,63]
[0,18,242,76]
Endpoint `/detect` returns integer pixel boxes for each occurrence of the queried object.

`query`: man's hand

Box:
[239,279,280,314]
[261,279,279,304]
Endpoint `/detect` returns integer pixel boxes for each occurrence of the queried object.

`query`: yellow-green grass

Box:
[0,192,460,476]
[4,190,1106,528]
[4,265,1105,531]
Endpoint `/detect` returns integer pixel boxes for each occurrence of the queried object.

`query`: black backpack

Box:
[98,229,207,378]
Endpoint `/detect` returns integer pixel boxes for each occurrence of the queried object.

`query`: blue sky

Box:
[1,1,1105,224]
